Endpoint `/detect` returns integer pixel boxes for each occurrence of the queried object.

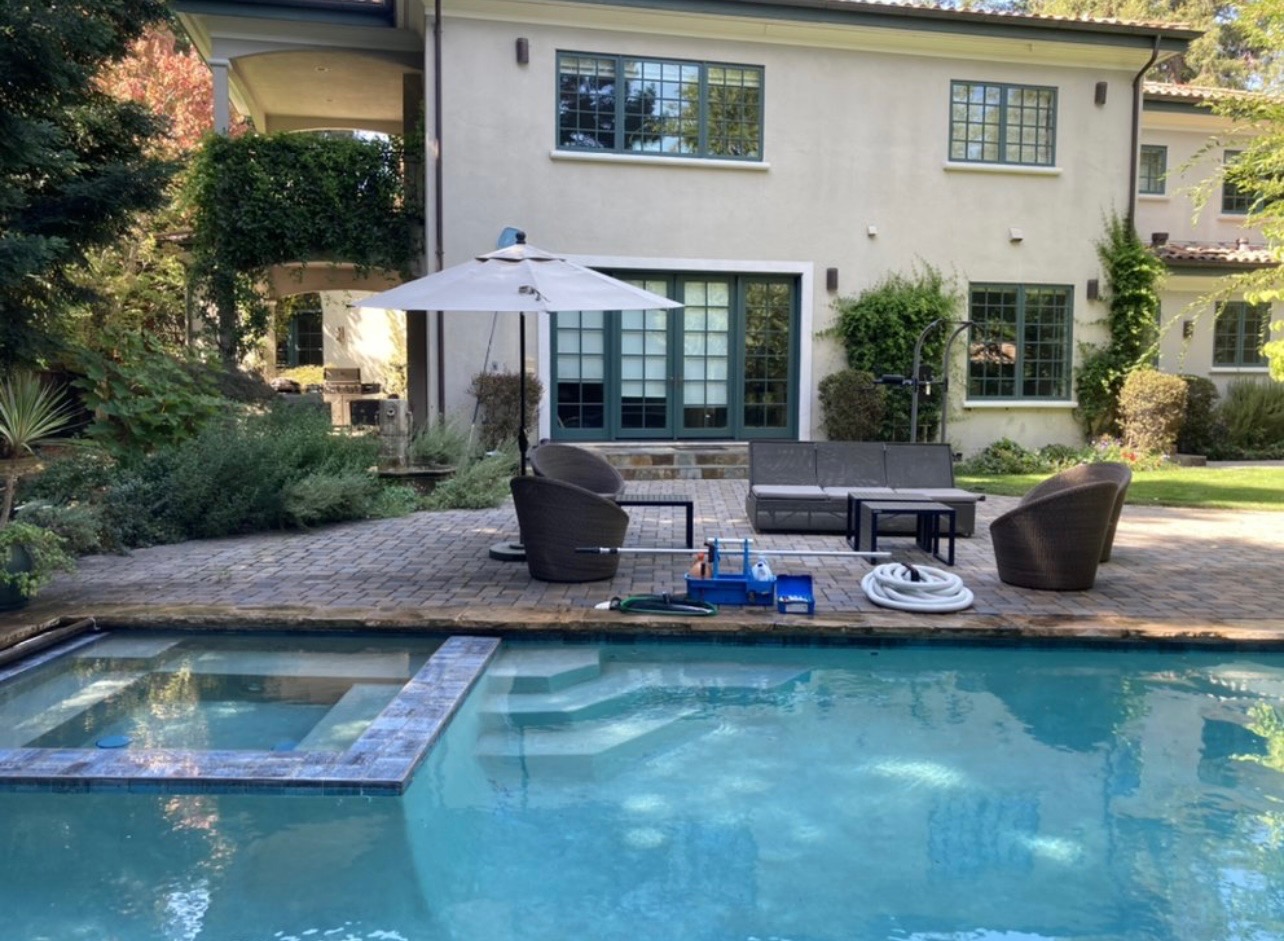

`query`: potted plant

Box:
[0,372,78,610]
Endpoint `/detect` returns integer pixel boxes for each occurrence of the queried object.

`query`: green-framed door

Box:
[551,273,797,441]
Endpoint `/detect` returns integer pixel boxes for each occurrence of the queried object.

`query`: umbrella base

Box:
[489,541,526,563]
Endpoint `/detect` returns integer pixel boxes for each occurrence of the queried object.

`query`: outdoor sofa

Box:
[745,440,984,536]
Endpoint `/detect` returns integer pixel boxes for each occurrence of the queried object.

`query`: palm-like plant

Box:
[0,372,75,529]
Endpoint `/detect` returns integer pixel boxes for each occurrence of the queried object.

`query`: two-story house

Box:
[176,0,1208,454]
[1138,83,1279,393]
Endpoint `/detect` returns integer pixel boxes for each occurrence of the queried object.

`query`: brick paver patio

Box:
[3,478,1281,644]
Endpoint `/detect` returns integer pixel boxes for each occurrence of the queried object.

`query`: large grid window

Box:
[949,81,1056,166]
[1222,150,1254,214]
[1139,145,1167,195]
[968,284,1072,399]
[558,53,763,160]
[1213,301,1269,367]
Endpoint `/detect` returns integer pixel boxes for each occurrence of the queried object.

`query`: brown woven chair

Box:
[1022,462,1132,561]
[510,476,630,582]
[990,480,1119,591]
[529,443,626,500]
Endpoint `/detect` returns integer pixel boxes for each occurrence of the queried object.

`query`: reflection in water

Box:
[0,642,1282,940]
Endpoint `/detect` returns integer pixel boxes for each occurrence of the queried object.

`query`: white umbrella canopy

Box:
[354,237,683,314]
[352,232,682,475]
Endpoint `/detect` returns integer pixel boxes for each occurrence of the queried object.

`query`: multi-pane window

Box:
[949,81,1056,166]
[1139,145,1167,195]
[968,284,1072,399]
[275,300,324,368]
[1213,301,1269,367]
[1221,150,1254,214]
[557,53,763,160]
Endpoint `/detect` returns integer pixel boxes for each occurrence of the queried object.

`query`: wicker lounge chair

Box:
[510,476,629,582]
[990,479,1119,591]
[529,443,626,500]
[1021,462,1132,561]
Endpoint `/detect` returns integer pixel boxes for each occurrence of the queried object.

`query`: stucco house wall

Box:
[424,1,1159,454]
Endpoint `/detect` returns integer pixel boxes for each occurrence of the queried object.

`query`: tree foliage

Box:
[0,0,176,367]
[184,132,421,366]
[1003,0,1279,89]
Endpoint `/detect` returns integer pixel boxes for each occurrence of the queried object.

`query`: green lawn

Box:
[957,464,1284,512]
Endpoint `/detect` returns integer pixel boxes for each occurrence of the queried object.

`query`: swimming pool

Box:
[1,635,1282,940]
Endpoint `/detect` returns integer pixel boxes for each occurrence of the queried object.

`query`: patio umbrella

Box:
[352,232,682,475]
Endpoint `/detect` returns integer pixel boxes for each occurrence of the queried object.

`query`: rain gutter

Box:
[1127,34,1161,230]
[432,0,446,416]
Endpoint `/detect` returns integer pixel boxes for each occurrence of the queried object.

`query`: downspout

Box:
[432,0,447,417]
[1127,35,1161,231]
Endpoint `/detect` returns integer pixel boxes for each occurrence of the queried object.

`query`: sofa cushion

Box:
[750,484,829,500]
[884,443,956,488]
[815,442,887,488]
[893,487,984,503]
[749,440,817,485]
[821,486,896,499]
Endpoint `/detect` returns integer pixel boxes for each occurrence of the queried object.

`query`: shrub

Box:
[282,470,383,527]
[824,266,961,441]
[408,415,471,467]
[1088,435,1169,471]
[423,445,518,510]
[1118,368,1187,455]
[68,328,226,460]
[22,449,119,504]
[817,369,886,440]
[1216,379,1284,456]
[957,438,1048,475]
[469,372,543,451]
[1175,375,1221,456]
[13,502,106,555]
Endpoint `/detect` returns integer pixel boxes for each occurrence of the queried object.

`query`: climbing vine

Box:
[1074,213,1165,438]
[185,132,421,365]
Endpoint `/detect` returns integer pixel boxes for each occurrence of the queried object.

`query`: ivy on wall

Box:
[1074,214,1165,438]
[185,132,421,365]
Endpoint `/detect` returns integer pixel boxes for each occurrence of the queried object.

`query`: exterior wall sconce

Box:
[1086,278,1100,300]
[1182,319,1195,339]
[1095,81,1108,106]
[826,267,839,292]
[866,225,878,237]
[516,37,529,65]
[1008,227,1024,242]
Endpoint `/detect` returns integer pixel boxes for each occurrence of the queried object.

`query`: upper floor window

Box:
[1139,145,1167,195]
[949,81,1056,167]
[557,53,763,160]
[1213,301,1269,367]
[1222,150,1254,214]
[968,284,1073,399]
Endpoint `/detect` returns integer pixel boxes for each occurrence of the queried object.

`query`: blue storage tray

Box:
[775,574,815,615]
[685,573,776,606]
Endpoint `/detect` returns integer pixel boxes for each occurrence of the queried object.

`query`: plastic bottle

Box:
[688,552,709,579]
[751,556,775,584]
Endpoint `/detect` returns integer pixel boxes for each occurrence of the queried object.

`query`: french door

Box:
[552,274,797,441]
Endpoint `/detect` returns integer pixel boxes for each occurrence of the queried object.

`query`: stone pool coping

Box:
[0,633,499,796]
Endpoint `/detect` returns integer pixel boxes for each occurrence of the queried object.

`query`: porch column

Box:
[210,58,231,134]
[403,72,430,430]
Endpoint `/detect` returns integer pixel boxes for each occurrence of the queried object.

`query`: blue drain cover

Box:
[96,735,130,749]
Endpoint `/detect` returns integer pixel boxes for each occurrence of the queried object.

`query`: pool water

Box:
[0,632,442,752]
[2,637,1284,940]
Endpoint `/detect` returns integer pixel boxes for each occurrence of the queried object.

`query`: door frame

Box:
[543,260,814,442]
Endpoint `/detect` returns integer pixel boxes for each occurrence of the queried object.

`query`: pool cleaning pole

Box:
[577,547,891,559]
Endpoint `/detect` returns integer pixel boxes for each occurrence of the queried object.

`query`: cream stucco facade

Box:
[179,0,1226,454]
[1136,89,1280,396]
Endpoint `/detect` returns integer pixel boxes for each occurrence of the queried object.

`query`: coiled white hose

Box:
[861,562,974,613]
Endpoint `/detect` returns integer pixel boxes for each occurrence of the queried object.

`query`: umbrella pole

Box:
[518,310,529,475]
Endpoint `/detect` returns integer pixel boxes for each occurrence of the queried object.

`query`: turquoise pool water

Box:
[2,637,1283,940]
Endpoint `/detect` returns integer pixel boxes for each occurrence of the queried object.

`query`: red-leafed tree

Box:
[67,26,222,351]
[98,26,216,157]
